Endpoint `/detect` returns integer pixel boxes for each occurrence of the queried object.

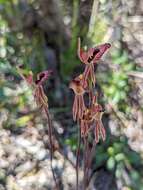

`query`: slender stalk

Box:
[83,137,88,190]
[43,106,59,190]
[76,124,81,190]
[86,142,96,186]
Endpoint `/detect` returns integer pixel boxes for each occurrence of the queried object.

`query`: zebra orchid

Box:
[69,74,86,121]
[17,65,52,108]
[17,66,58,188]
[77,37,111,87]
[79,95,105,142]
[34,70,52,108]
[91,96,106,143]
[80,108,92,137]
[72,38,111,189]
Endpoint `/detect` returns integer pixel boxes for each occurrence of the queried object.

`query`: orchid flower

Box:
[91,95,106,143]
[34,71,52,108]
[80,95,106,142]
[80,108,92,137]
[17,66,59,187]
[17,66,51,108]
[69,74,86,121]
[77,38,111,87]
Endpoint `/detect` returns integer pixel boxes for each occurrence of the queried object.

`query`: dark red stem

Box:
[83,137,88,190]
[76,124,81,190]
[86,142,96,186]
[44,106,59,190]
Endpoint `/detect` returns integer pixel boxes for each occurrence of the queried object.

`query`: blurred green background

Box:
[0,0,143,189]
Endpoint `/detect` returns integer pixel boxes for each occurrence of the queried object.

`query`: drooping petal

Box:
[95,122,99,143]
[99,121,106,141]
[85,122,91,137]
[92,95,97,105]
[77,96,81,120]
[80,120,85,137]
[81,95,86,117]
[73,96,78,121]
[34,85,48,107]
[83,65,91,86]
[89,63,96,86]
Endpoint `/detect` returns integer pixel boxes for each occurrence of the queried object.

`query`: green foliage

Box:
[60,40,80,79]
[60,0,80,79]
[88,17,108,44]
[99,49,134,109]
[93,136,143,190]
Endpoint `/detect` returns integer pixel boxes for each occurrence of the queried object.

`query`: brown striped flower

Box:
[17,66,51,108]
[79,95,106,142]
[69,74,86,121]
[80,108,92,137]
[91,96,106,143]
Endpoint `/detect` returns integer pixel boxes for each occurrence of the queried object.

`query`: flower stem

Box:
[76,124,81,190]
[86,142,96,186]
[83,137,88,190]
[44,106,59,190]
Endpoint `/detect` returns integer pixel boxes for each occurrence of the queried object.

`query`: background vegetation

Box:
[0,0,143,189]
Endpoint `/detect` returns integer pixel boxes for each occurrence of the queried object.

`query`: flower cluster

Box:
[70,38,111,143]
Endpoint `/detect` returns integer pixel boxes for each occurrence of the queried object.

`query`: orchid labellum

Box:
[77,38,111,87]
[69,75,86,121]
